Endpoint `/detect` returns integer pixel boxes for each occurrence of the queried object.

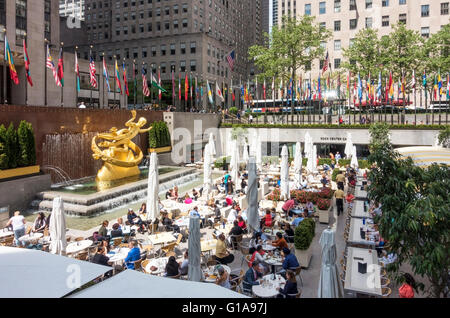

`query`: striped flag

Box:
[102,57,111,92]
[388,72,394,100]
[133,61,137,100]
[322,51,329,74]
[357,73,362,102]
[47,44,61,87]
[75,53,80,92]
[438,71,443,96]
[185,72,188,101]
[57,48,64,87]
[263,78,266,100]
[142,67,150,97]
[207,80,214,104]
[4,36,19,85]
[89,55,97,88]
[122,62,129,96]
[216,82,224,102]
[172,70,175,99]
[447,73,450,100]
[115,59,122,94]
[226,50,235,71]
[23,39,33,86]
[377,72,382,100]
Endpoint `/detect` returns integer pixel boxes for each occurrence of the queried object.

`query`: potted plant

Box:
[266,188,281,202]
[294,218,316,268]
[318,187,334,199]
[306,191,318,204]
[148,121,172,154]
[317,198,332,224]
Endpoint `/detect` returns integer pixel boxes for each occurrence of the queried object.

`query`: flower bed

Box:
[318,187,334,199]
[267,188,281,201]
[317,198,332,210]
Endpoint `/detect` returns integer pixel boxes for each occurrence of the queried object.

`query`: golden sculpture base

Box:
[96,162,141,183]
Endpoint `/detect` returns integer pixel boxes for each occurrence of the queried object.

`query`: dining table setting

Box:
[252,274,286,298]
[203,264,231,283]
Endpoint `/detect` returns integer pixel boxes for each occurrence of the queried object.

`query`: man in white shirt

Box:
[6,211,27,247]
[78,102,86,109]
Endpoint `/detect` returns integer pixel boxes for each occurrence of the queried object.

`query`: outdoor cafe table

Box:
[344,247,382,297]
[252,274,286,298]
[214,223,234,235]
[354,186,368,200]
[144,257,169,276]
[0,230,14,239]
[66,239,93,255]
[174,217,190,228]
[18,232,43,245]
[203,264,231,283]
[352,200,371,219]
[348,218,377,248]
[262,229,285,241]
[201,239,217,253]
[262,244,277,252]
[107,247,131,272]
[148,232,176,246]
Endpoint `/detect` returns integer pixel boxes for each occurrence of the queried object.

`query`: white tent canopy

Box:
[0,246,110,298]
[69,268,248,298]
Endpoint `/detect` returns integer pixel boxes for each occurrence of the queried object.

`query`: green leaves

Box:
[148,121,171,149]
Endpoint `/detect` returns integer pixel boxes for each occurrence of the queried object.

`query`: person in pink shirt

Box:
[282,199,297,218]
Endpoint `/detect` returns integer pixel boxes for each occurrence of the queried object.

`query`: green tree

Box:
[423,23,450,75]
[0,125,7,170]
[437,126,450,148]
[17,121,36,167]
[342,28,384,78]
[368,126,450,298]
[5,123,19,169]
[249,15,331,113]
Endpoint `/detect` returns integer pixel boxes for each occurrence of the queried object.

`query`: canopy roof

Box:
[396,146,450,167]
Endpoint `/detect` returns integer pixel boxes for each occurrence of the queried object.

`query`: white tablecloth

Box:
[18,233,43,243]
[145,257,169,275]
[344,247,381,296]
[203,265,231,283]
[107,247,130,265]
[0,231,14,238]
[252,274,286,298]
[66,240,93,254]
[352,200,371,219]
[148,232,176,246]
[349,218,377,247]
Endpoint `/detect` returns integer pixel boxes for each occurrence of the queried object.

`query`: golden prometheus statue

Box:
[92,110,152,182]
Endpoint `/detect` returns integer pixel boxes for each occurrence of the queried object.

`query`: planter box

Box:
[295,243,314,269]
[148,146,172,154]
[318,206,333,224]
[0,165,40,180]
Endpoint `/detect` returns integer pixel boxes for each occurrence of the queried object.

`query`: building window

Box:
[305,3,311,15]
[382,16,389,27]
[399,13,406,24]
[319,22,326,30]
[366,0,372,9]
[190,42,196,54]
[349,38,355,47]
[441,3,449,15]
[421,27,430,38]
[161,63,166,74]
[170,44,176,55]
[180,43,186,54]
[180,61,186,72]
[350,0,356,10]
[334,20,341,32]
[399,0,406,5]
[334,0,341,13]
[382,0,389,7]
[319,2,326,14]
[334,40,341,51]
[350,19,357,29]
[15,0,27,44]
[365,17,373,29]
[421,5,429,17]
[190,60,196,72]
[334,58,341,69]
[151,46,156,57]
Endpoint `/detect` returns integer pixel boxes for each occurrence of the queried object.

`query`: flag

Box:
[89,55,97,88]
[23,39,33,86]
[263,78,266,100]
[114,59,122,94]
[318,76,322,100]
[47,44,60,87]
[231,79,235,102]
[178,73,181,101]
[122,62,129,96]
[158,68,162,100]
[4,36,19,85]
[226,50,236,70]
[172,70,175,99]
[401,70,405,97]
[307,79,312,100]
[433,75,438,99]
[207,80,214,104]
[423,70,427,100]
[447,73,450,100]
[438,71,443,96]
[412,70,416,95]
[216,82,224,102]
[347,72,350,95]
[75,53,80,92]
[357,73,362,102]
[377,72,382,100]
[133,61,137,99]
[102,57,110,92]
[150,71,167,92]
[388,72,394,100]
[142,67,150,97]
[322,51,329,74]
[57,48,64,87]
[185,72,188,101]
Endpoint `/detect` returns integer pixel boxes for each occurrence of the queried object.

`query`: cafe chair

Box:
[287,291,302,298]
[43,228,49,237]
[381,277,390,288]
[381,287,392,298]
[25,226,32,235]
[1,236,14,247]
[238,241,250,255]
[75,251,88,261]
[113,238,123,247]
[75,237,84,242]
[141,260,150,274]
[290,267,304,287]
[230,270,245,293]
[131,259,143,271]
[207,258,218,267]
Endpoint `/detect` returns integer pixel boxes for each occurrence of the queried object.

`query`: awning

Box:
[396,146,450,167]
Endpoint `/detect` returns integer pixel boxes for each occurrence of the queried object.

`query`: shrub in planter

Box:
[318,158,332,166]
[0,125,7,170]
[338,159,351,167]
[331,168,340,182]
[306,191,318,204]
[318,187,334,199]
[229,107,238,115]
[6,123,19,169]
[317,198,331,210]
[149,121,171,149]
[214,156,230,169]
[294,218,315,250]
[18,120,36,168]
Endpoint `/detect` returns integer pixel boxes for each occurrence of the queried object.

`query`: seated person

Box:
[127,209,143,227]
[110,223,123,239]
[96,220,109,242]
[32,212,47,233]
[124,240,141,270]
[101,239,111,254]
[213,204,222,223]
[320,174,329,188]
[284,224,295,242]
[277,270,298,298]
[184,193,193,204]
[165,256,180,277]
[225,196,233,206]
[282,198,296,218]
[161,211,181,233]
[179,250,189,275]
[249,245,269,274]
[91,246,111,267]
[192,189,199,200]
[291,216,305,228]
[306,201,314,216]
[116,217,124,231]
[138,203,147,217]
[237,216,248,234]
[260,209,273,229]
[170,187,179,200]
[214,233,235,265]
[215,265,232,289]
[278,247,300,278]
[249,232,264,250]
[229,220,244,249]
[242,260,263,294]
[165,189,173,199]
[271,232,289,250]
[227,208,238,224]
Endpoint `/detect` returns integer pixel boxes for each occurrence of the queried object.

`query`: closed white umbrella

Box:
[188,216,202,282]
[351,145,359,169]
[255,132,262,172]
[242,142,249,165]
[312,145,318,172]
[246,157,260,233]
[49,197,67,256]
[230,139,240,192]
[280,145,290,200]
[304,132,312,157]
[209,133,216,157]
[293,142,303,189]
[344,132,353,159]
[146,152,159,225]
[318,227,344,298]
[203,143,212,199]
[307,143,314,173]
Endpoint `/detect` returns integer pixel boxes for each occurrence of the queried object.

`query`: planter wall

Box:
[295,243,314,269]
[318,206,333,224]
[0,165,40,180]
[148,146,172,154]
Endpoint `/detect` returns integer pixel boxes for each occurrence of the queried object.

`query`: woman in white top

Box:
[227,209,238,224]
[6,211,26,247]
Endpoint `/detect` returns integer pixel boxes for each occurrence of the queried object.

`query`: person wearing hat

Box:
[243,260,263,295]
[279,247,300,278]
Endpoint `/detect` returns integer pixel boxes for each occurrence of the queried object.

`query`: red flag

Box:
[185,72,189,101]
[23,39,33,86]
[57,48,64,87]
[178,73,181,101]
[123,62,129,96]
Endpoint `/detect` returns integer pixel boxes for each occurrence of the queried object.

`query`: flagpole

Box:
[143,62,146,108]
[44,38,48,106]
[24,33,28,106]
[133,60,136,109]
[60,42,64,107]
[101,53,105,108]
[90,46,94,108]
[414,71,417,125]
[438,71,442,125]
[75,46,79,107]
[3,28,7,104]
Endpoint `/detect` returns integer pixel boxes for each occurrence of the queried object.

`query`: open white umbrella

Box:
[146,152,160,225]
[49,197,67,256]
[350,145,359,169]
[209,133,216,157]
[230,139,240,192]
[246,157,260,233]
[318,227,344,298]
[280,145,290,200]
[344,132,353,159]
[293,142,303,189]
[188,216,203,282]
[203,143,213,199]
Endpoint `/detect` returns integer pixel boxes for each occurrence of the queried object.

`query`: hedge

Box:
[214,156,231,169]
[0,121,36,170]
[221,123,446,130]
[294,218,315,250]
[149,121,171,148]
